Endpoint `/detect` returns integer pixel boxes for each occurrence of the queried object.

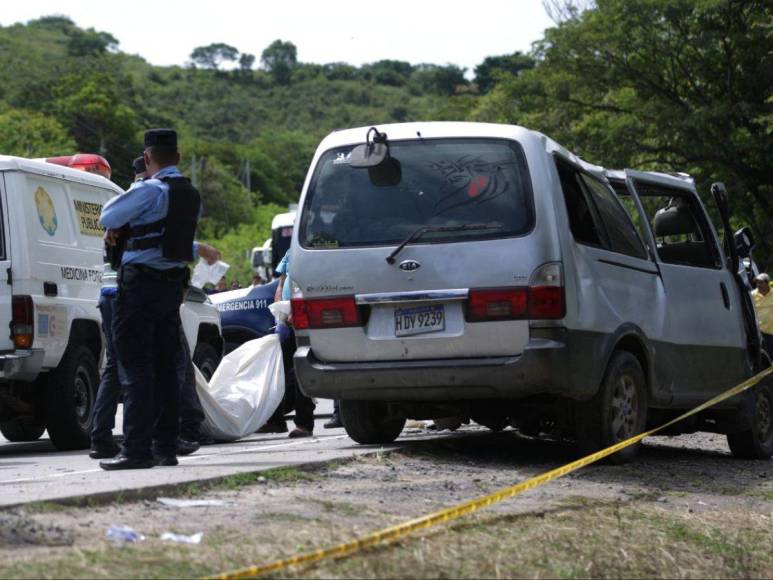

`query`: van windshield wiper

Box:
[386,223,503,265]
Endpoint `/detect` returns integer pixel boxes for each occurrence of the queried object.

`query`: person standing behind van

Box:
[98,129,201,470]
[260,249,316,438]
[753,274,773,357]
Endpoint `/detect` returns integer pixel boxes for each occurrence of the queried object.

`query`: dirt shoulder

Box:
[0,427,771,579]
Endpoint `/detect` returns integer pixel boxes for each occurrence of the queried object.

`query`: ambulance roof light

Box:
[45,154,112,180]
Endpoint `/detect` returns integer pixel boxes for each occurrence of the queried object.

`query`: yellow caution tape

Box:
[209,366,773,579]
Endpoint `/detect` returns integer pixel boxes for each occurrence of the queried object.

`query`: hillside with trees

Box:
[0,0,770,282]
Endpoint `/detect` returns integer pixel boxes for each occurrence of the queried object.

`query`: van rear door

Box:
[292,137,551,363]
[0,174,13,351]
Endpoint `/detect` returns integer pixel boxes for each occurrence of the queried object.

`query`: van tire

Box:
[44,344,99,451]
[0,418,46,442]
[727,378,773,460]
[575,351,647,464]
[193,342,220,382]
[340,400,405,445]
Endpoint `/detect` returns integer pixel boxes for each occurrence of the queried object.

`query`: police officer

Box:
[99,129,201,470]
[90,155,216,458]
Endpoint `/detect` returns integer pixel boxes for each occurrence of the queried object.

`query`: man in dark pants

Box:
[98,129,201,470]
[89,156,216,458]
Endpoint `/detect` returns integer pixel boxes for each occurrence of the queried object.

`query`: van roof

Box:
[605,169,696,191]
[0,155,123,194]
[319,121,602,175]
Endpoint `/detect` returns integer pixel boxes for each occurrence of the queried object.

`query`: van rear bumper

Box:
[0,350,45,381]
[294,330,602,402]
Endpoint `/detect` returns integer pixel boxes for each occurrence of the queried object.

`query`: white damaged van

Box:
[290,122,771,462]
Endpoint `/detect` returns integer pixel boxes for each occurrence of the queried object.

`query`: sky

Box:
[0,0,555,73]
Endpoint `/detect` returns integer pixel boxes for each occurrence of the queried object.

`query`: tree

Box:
[190,43,239,70]
[474,52,535,94]
[362,60,413,86]
[0,109,75,157]
[475,0,773,267]
[261,40,297,85]
[239,53,255,72]
[410,64,468,95]
[66,28,118,57]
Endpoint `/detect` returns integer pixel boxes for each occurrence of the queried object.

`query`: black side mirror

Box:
[734,227,755,258]
[350,127,402,187]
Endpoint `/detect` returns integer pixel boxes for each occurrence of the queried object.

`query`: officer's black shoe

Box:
[324,414,343,429]
[153,455,179,467]
[89,444,120,459]
[176,438,200,456]
[99,455,154,471]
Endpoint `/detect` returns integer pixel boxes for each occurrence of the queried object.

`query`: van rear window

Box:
[300,138,534,249]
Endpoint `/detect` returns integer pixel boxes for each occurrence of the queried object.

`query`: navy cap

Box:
[144,128,177,149]
[132,156,146,175]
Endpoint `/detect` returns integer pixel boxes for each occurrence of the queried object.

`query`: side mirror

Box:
[350,127,402,187]
[734,227,755,258]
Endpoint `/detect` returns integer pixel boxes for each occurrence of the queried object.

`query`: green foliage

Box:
[199,203,285,286]
[66,28,118,57]
[473,52,534,93]
[474,0,773,267]
[0,109,75,156]
[190,43,239,70]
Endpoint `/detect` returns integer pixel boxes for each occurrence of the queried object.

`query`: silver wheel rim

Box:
[611,374,638,441]
[74,364,93,427]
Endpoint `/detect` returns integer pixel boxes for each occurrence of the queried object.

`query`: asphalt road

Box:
[0,400,423,508]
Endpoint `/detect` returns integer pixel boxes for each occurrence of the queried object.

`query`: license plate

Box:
[394,305,445,337]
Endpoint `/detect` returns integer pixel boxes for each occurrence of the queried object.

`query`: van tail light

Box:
[528,262,565,319]
[11,295,34,349]
[466,263,565,322]
[466,288,528,322]
[291,296,362,330]
[45,154,112,179]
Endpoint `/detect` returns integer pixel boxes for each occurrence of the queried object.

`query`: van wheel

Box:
[44,344,98,451]
[340,400,405,444]
[0,418,46,442]
[193,342,220,381]
[727,378,773,460]
[575,351,647,464]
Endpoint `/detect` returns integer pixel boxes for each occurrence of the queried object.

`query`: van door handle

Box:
[720,282,730,310]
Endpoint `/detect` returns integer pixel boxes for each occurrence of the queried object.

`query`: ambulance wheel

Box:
[45,344,98,451]
[575,351,648,465]
[727,378,773,460]
[340,400,405,445]
[0,418,46,442]
[193,342,220,381]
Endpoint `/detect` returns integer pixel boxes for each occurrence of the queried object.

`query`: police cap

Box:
[132,156,146,175]
[144,128,177,150]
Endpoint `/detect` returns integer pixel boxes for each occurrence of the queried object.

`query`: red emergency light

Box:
[46,154,112,179]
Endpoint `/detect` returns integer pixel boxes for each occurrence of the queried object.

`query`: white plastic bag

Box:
[190,257,230,288]
[196,334,284,442]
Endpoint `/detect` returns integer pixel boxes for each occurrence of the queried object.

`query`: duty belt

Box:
[119,263,189,282]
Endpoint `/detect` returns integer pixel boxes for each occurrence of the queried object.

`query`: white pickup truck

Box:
[0,154,222,450]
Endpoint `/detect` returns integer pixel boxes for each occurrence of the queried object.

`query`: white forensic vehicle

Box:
[0,154,222,450]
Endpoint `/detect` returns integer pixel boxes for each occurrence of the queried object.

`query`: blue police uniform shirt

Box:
[276,250,292,301]
[100,166,198,270]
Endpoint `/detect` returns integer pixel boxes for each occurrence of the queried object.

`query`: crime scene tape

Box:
[209,366,773,580]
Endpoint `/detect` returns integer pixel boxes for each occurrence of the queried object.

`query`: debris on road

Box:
[105,524,144,543]
[156,497,227,508]
[160,531,203,544]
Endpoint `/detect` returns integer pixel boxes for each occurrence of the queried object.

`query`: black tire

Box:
[0,418,46,442]
[727,378,773,460]
[44,344,99,451]
[575,351,648,464]
[193,342,220,381]
[340,400,406,444]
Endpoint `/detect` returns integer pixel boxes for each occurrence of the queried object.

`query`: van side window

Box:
[0,193,5,260]
[555,160,604,247]
[609,180,653,255]
[579,175,649,260]
[634,182,721,269]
